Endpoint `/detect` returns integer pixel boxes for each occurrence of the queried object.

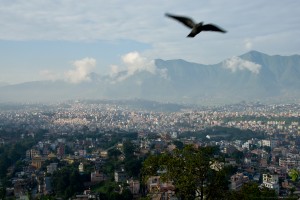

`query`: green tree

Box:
[142,145,228,200]
[262,146,271,153]
[124,158,142,178]
[289,169,299,182]
[93,181,133,200]
[173,140,184,150]
[40,194,56,200]
[108,148,122,160]
[227,182,277,200]
[51,165,84,199]
[0,186,6,200]
[123,140,135,159]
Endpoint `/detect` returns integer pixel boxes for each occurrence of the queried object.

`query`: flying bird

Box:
[165,13,227,37]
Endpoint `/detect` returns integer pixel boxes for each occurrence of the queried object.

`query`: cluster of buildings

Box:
[0,101,300,199]
[0,102,299,138]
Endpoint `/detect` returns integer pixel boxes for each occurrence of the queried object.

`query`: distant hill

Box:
[1,50,300,105]
[0,82,9,87]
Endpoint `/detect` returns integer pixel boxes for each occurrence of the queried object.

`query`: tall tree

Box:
[142,145,228,200]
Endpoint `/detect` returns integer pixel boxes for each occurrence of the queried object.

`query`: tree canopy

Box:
[142,145,278,200]
[142,145,228,200]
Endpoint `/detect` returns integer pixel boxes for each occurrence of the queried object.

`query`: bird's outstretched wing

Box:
[202,24,226,33]
[165,13,195,29]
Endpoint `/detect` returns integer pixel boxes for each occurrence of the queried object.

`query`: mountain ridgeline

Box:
[1,51,300,105]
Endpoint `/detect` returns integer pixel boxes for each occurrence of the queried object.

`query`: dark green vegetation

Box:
[51,163,85,198]
[0,129,46,179]
[92,181,133,200]
[142,145,278,200]
[227,182,279,200]
[180,126,265,141]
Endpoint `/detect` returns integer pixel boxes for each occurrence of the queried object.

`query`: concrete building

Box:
[31,155,44,169]
[26,149,40,159]
[262,173,279,194]
[127,179,140,195]
[91,171,107,183]
[230,173,249,190]
[47,163,58,174]
[114,170,127,183]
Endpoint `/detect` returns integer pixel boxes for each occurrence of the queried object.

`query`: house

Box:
[261,173,279,194]
[26,149,40,159]
[230,173,249,191]
[127,179,140,195]
[31,155,45,169]
[147,176,176,199]
[91,171,107,183]
[114,170,127,183]
[100,150,108,158]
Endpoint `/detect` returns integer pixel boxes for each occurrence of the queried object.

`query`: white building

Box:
[261,173,279,194]
[114,170,127,183]
[261,139,278,149]
[78,162,84,173]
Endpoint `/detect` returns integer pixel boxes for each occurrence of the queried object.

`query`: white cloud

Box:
[223,56,261,74]
[65,57,96,83]
[109,65,120,77]
[122,52,156,75]
[110,51,168,82]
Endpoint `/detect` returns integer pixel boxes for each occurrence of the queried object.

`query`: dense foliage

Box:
[142,145,278,200]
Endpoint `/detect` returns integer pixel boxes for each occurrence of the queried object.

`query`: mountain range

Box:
[1,50,300,105]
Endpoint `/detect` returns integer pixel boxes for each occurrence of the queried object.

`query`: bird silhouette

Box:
[165,13,226,37]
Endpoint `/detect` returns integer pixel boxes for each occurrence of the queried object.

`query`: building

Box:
[78,150,87,157]
[127,179,140,195]
[262,173,279,194]
[147,176,176,199]
[26,149,40,159]
[91,171,107,183]
[57,143,65,157]
[114,170,127,183]
[261,139,278,149]
[100,150,108,158]
[47,163,58,174]
[230,173,249,191]
[31,155,45,169]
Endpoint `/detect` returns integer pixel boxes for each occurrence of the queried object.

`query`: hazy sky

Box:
[0,0,300,84]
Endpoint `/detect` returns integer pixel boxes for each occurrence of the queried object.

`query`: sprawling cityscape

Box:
[1,0,300,199]
[0,100,300,199]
